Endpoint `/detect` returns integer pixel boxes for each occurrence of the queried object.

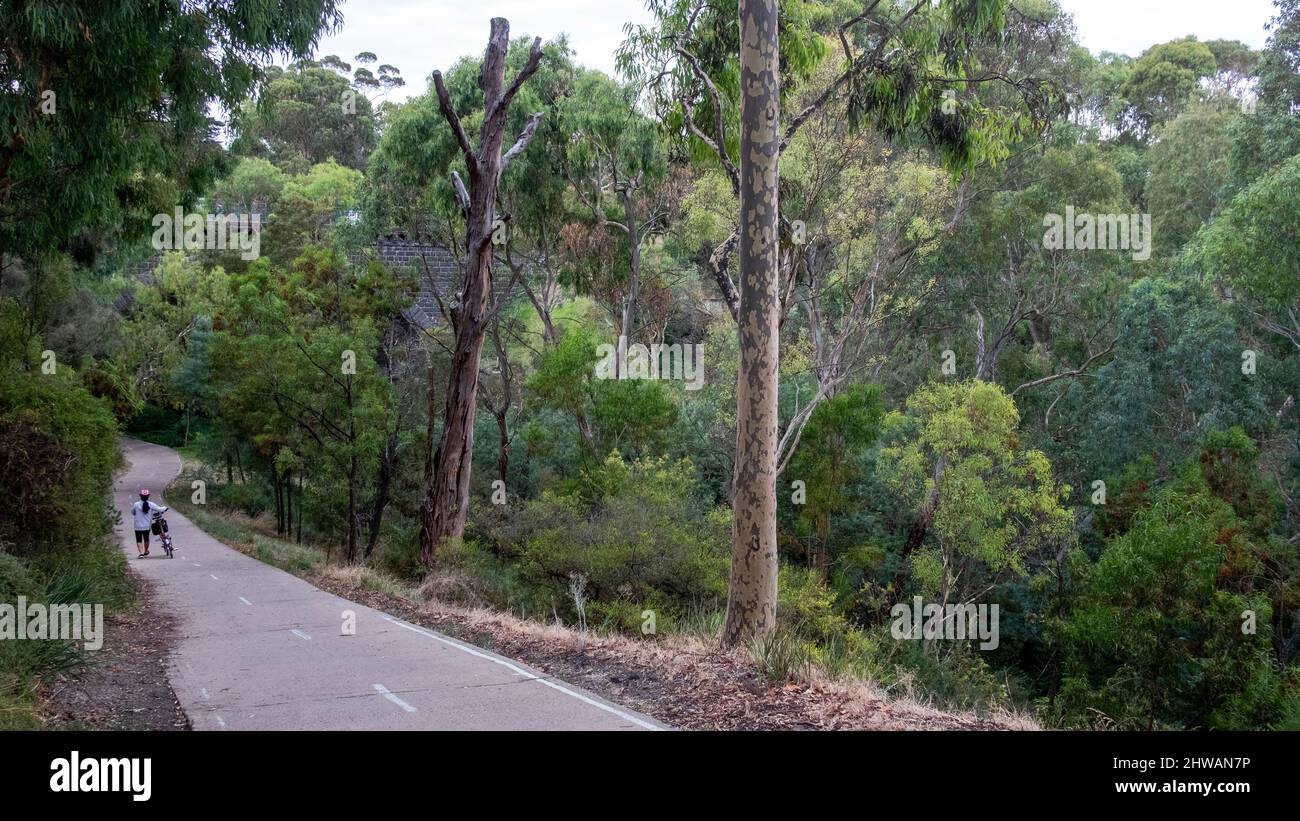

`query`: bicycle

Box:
[151,506,174,558]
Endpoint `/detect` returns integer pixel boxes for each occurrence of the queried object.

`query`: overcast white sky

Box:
[308,0,1282,102]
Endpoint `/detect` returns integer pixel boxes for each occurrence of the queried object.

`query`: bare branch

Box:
[679,95,740,197]
[433,71,475,169]
[675,44,740,197]
[493,36,544,119]
[1011,337,1118,396]
[501,112,544,175]
[706,230,740,322]
[450,171,470,215]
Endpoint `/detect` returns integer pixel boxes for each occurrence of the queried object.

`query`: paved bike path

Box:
[113,438,662,731]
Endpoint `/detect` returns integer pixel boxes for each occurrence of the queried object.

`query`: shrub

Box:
[749,627,813,683]
[779,564,851,642]
[124,404,188,447]
[879,635,1010,710]
[373,527,421,580]
[585,596,671,635]
[213,480,273,518]
[427,539,543,616]
[487,453,729,629]
[0,371,118,553]
[0,552,38,602]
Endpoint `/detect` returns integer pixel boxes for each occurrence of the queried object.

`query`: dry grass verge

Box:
[310,563,1035,731]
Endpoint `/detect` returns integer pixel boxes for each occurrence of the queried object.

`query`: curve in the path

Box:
[113,438,663,731]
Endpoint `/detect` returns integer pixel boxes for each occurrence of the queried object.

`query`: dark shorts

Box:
[134,529,150,542]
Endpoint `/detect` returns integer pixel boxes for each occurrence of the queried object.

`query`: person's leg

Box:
[135,530,147,557]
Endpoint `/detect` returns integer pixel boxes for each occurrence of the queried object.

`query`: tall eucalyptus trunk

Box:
[722,0,780,648]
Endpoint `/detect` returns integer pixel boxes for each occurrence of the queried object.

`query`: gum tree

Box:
[229,55,402,172]
[1232,0,1300,183]
[214,249,406,561]
[1194,154,1300,354]
[723,0,783,647]
[624,0,1062,646]
[878,381,1073,609]
[560,70,668,354]
[421,18,545,559]
[1117,37,1219,140]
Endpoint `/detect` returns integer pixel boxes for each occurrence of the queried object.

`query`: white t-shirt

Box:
[131,500,166,530]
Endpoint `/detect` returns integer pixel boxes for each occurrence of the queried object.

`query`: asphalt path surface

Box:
[113,438,662,731]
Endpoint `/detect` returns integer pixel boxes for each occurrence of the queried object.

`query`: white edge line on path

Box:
[373,683,417,713]
[381,615,661,730]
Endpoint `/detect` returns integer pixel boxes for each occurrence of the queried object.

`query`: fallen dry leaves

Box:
[39,578,190,731]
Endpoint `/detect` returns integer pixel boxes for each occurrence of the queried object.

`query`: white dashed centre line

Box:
[374,683,417,713]
[238,596,252,606]
[209,574,220,581]
[290,629,312,641]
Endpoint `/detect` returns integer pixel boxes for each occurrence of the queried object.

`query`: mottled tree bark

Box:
[420,18,543,564]
[722,0,780,648]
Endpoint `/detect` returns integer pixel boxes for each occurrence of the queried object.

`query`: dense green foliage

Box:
[0,0,341,726]
[0,0,342,259]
